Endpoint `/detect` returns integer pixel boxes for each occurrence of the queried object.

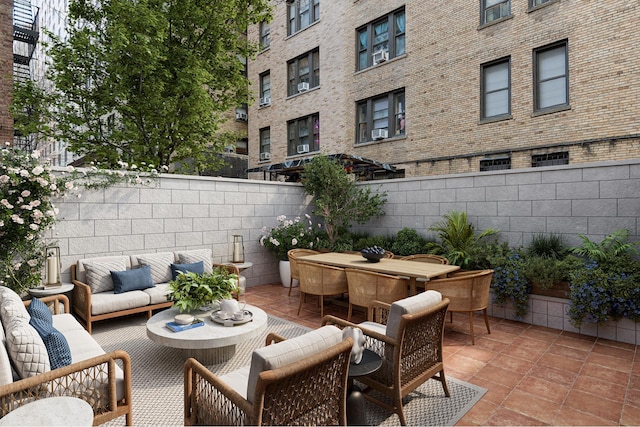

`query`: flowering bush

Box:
[0,145,158,294]
[490,251,530,320]
[259,215,320,261]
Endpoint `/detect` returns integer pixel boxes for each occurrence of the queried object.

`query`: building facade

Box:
[0,0,12,144]
[246,0,640,180]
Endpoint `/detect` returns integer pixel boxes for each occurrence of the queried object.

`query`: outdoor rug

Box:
[94,314,486,426]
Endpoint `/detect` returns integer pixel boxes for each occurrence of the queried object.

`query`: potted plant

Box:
[167,267,239,313]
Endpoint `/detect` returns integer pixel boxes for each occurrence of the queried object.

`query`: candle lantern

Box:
[44,246,62,288]
[229,235,245,263]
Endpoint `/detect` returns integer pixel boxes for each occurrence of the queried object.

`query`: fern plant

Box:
[570,229,639,264]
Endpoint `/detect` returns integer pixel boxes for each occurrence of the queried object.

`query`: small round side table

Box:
[0,396,93,426]
[347,349,382,426]
[28,283,74,298]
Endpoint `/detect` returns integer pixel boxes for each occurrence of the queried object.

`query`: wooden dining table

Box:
[298,252,460,295]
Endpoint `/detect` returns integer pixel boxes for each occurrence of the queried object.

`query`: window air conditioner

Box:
[297,144,310,154]
[372,50,389,65]
[371,128,388,140]
[260,152,271,161]
[223,146,235,153]
[259,97,271,106]
[297,82,310,92]
[235,112,248,121]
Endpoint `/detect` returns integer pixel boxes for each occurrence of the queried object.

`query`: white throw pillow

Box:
[0,287,30,326]
[84,259,127,293]
[137,252,175,284]
[176,249,213,274]
[5,322,50,378]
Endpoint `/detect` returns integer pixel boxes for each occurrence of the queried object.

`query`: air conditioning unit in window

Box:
[259,97,271,107]
[372,50,389,65]
[371,128,388,140]
[297,144,310,154]
[235,112,248,121]
[223,146,235,153]
[260,152,271,161]
[297,82,310,92]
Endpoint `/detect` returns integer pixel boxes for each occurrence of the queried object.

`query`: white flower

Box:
[0,220,3,227]
[29,224,38,230]
[0,175,8,183]
[277,215,286,222]
[30,200,41,207]
[13,263,21,270]
[27,259,38,267]
[50,183,57,191]
[10,215,23,224]
[66,166,75,172]
[21,190,30,197]
[19,169,29,177]
[1,199,13,209]
[259,236,266,246]
[269,237,280,246]
[31,165,44,175]
[291,238,298,246]
[65,181,74,190]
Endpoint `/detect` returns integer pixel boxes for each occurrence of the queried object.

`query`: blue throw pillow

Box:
[29,315,54,338]
[111,266,155,294]
[27,297,52,324]
[170,261,205,280]
[43,330,72,369]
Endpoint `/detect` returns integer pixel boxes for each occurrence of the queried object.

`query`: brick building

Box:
[0,0,13,144]
[246,0,640,180]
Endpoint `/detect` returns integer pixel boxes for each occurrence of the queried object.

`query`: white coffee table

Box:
[146,305,267,364]
[0,396,93,426]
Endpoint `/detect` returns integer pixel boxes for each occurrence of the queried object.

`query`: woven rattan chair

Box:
[184,327,353,426]
[424,269,493,345]
[212,263,244,299]
[345,268,409,321]
[383,251,395,258]
[297,260,348,318]
[323,292,451,425]
[287,249,320,296]
[399,254,449,264]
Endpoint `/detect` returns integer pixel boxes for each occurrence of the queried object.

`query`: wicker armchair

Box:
[399,254,449,264]
[0,295,133,426]
[424,269,493,345]
[184,327,353,426]
[345,268,409,321]
[297,260,348,318]
[323,292,450,426]
[287,249,320,296]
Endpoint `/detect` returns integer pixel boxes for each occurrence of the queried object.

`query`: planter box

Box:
[529,281,570,299]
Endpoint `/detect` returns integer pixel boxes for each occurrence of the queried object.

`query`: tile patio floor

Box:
[243,283,640,426]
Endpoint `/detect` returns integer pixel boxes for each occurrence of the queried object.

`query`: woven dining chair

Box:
[296,260,348,318]
[286,249,320,296]
[323,292,451,426]
[424,269,494,345]
[399,254,449,264]
[345,268,409,321]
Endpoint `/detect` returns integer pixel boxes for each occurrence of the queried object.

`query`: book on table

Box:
[166,319,205,332]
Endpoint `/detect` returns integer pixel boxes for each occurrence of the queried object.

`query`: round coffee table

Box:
[0,396,93,426]
[146,305,267,364]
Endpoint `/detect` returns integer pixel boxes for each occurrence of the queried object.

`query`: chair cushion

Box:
[175,249,213,273]
[170,261,204,280]
[218,365,251,400]
[84,259,128,293]
[246,325,342,403]
[90,290,151,316]
[111,266,155,294]
[142,283,172,305]
[0,340,13,386]
[386,290,442,339]
[27,297,52,324]
[136,252,174,284]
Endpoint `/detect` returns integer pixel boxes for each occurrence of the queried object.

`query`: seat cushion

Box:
[142,283,172,305]
[218,365,251,400]
[111,266,155,294]
[246,325,342,403]
[135,252,174,284]
[83,258,128,293]
[386,290,442,339]
[175,249,213,274]
[90,291,151,316]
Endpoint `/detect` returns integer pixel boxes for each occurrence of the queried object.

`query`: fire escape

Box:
[12,0,39,151]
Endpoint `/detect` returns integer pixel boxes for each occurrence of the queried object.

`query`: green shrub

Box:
[522,256,566,290]
[352,234,392,252]
[391,228,425,256]
[527,233,567,259]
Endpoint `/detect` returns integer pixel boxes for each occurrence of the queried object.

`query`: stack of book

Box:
[165,319,205,332]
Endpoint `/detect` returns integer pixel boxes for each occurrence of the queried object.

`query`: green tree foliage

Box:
[13,0,271,173]
[301,155,387,248]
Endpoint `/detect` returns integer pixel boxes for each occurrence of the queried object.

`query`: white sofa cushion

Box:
[246,325,342,403]
[83,258,128,293]
[5,321,50,378]
[134,252,174,284]
[142,283,171,305]
[218,365,251,400]
[76,255,132,285]
[0,286,30,325]
[386,290,442,339]
[0,324,13,386]
[90,291,151,316]
[175,249,213,273]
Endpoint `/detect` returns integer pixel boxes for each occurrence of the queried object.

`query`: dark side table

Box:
[347,348,382,426]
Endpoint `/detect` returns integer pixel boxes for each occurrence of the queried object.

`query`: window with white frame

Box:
[287,48,319,96]
[259,128,270,160]
[287,113,319,156]
[288,0,319,36]
[534,40,569,112]
[481,57,511,120]
[357,8,405,71]
[259,72,271,106]
[356,89,405,143]
[260,21,270,50]
[481,0,510,25]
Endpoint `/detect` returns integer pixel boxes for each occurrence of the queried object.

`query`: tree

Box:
[301,155,387,248]
[13,0,271,173]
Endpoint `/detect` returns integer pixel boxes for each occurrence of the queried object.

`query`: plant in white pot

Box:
[167,267,239,313]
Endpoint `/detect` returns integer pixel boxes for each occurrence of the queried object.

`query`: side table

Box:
[347,349,382,426]
[225,261,252,295]
[28,283,74,307]
[0,396,93,426]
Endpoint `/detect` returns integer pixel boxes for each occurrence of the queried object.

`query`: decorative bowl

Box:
[174,314,195,325]
[361,251,385,263]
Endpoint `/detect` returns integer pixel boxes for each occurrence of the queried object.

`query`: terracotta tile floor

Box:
[243,283,640,426]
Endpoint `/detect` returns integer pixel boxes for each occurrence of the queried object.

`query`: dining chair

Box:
[296,260,348,318]
[399,254,449,264]
[323,291,451,426]
[345,268,409,321]
[286,249,320,296]
[423,269,493,344]
[383,251,395,258]
[212,263,244,300]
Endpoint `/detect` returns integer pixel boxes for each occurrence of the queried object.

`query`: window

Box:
[260,21,270,50]
[357,8,405,71]
[236,138,248,155]
[534,41,568,112]
[480,157,511,171]
[530,0,552,7]
[288,0,319,36]
[287,113,319,156]
[356,89,405,143]
[259,72,271,106]
[287,49,319,96]
[481,0,510,25]
[532,152,568,167]
[481,57,511,120]
[259,128,270,160]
